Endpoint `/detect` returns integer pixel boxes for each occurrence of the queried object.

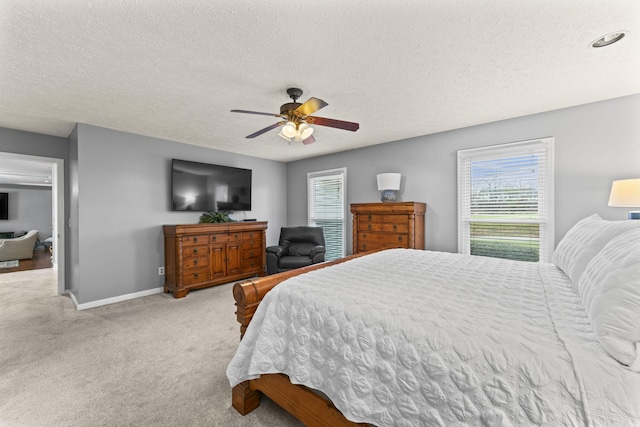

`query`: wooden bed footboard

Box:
[231,252,372,426]
[232,252,369,338]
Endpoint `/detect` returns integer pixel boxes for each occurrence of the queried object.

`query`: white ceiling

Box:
[0,0,639,165]
[0,158,52,186]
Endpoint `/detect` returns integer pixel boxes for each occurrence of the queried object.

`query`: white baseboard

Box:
[70,287,165,310]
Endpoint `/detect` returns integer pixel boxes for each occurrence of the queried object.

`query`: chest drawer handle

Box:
[393,224,397,231]
[193,248,198,255]
[363,243,367,250]
[398,236,403,242]
[193,272,199,279]
[212,236,216,241]
[194,259,198,266]
[250,241,254,246]
[235,234,239,239]
[363,233,367,238]
[193,237,198,243]
[367,223,372,230]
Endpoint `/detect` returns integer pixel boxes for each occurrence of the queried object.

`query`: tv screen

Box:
[171,159,252,212]
[0,193,7,220]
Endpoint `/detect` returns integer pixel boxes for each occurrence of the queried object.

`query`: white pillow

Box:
[552,214,640,284]
[578,228,640,370]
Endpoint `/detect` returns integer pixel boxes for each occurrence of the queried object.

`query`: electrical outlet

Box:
[158,266,165,275]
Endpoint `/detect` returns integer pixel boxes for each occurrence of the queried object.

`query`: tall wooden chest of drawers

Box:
[163,221,267,298]
[351,202,426,254]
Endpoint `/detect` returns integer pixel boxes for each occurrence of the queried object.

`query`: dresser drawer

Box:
[182,266,209,285]
[181,244,208,258]
[357,232,409,250]
[382,214,409,224]
[242,257,262,272]
[242,247,262,259]
[241,238,262,251]
[360,214,385,224]
[182,235,208,246]
[242,231,263,241]
[381,223,409,233]
[183,256,208,269]
[210,233,241,243]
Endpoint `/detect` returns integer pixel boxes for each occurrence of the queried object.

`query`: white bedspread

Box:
[227,249,640,426]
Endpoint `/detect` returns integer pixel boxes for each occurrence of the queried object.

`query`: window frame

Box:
[307,167,347,260]
[457,138,555,262]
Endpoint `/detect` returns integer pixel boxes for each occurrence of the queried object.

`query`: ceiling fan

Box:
[231,88,359,145]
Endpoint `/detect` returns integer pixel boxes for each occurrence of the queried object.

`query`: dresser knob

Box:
[193,237,198,243]
[393,224,397,231]
[193,248,198,255]
[368,224,371,230]
[398,236,403,242]
[250,241,254,246]
[194,259,198,266]
[212,236,216,241]
[363,243,367,250]
[193,272,199,279]
[368,214,371,220]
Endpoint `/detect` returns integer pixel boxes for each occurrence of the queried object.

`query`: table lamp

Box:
[377,173,401,202]
[608,178,640,219]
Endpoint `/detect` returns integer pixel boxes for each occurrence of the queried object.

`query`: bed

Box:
[227,214,640,426]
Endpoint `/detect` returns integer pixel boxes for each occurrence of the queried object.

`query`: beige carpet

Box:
[0,269,302,427]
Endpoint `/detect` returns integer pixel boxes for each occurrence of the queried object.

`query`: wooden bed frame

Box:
[231,253,371,427]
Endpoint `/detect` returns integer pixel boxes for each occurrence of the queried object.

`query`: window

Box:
[307,168,346,261]
[458,138,554,262]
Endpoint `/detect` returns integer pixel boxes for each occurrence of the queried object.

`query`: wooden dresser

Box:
[163,221,267,298]
[351,202,426,254]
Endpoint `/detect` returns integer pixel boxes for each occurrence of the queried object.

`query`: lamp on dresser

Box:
[608,178,640,219]
[376,173,401,202]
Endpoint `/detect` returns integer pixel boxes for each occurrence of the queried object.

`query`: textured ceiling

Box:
[0,0,639,163]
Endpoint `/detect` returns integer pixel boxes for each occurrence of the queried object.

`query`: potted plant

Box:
[198,210,235,224]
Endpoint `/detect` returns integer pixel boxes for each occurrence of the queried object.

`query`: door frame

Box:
[0,152,65,294]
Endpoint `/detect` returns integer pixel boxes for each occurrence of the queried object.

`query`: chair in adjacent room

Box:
[0,230,39,261]
[266,226,326,275]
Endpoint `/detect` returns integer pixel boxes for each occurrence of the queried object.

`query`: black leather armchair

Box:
[266,226,326,275]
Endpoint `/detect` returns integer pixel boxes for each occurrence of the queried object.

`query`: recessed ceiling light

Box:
[591,31,627,48]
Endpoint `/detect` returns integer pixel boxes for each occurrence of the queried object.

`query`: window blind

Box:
[307,168,346,261]
[458,138,554,262]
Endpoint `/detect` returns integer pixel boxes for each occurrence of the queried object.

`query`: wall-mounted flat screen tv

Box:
[0,193,7,220]
[171,159,252,212]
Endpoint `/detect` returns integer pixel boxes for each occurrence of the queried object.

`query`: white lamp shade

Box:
[282,121,297,138]
[299,123,313,140]
[608,179,640,207]
[377,173,401,191]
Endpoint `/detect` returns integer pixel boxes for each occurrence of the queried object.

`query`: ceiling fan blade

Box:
[231,109,282,118]
[246,122,284,138]
[302,134,316,145]
[305,116,359,132]
[294,97,328,117]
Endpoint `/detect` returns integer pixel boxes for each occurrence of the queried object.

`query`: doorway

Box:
[0,152,65,294]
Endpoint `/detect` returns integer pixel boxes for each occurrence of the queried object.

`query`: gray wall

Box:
[287,94,640,254]
[0,127,69,160]
[0,184,52,239]
[72,124,287,304]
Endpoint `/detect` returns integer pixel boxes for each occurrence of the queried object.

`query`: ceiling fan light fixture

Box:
[298,123,313,140]
[282,121,298,138]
